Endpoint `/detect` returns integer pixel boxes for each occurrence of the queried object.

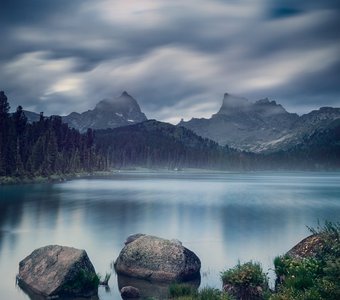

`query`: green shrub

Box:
[274,256,322,287]
[169,283,197,298]
[197,287,232,300]
[221,261,269,300]
[273,255,289,278]
[270,286,322,300]
[308,220,340,260]
[63,269,100,293]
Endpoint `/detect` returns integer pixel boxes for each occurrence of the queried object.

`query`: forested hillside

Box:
[0,92,99,177]
[260,119,340,170]
[94,120,246,170]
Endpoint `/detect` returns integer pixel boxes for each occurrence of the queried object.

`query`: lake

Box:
[0,171,339,299]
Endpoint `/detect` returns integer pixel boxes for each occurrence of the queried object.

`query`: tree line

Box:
[0,91,99,177]
[93,121,247,170]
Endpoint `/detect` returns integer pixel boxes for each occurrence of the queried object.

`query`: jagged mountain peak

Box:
[180,90,340,153]
[218,93,250,114]
[217,93,289,116]
[254,98,288,115]
[180,93,301,152]
[63,92,147,132]
[95,91,139,110]
[256,97,270,104]
[255,98,277,105]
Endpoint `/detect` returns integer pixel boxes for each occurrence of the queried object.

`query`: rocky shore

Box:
[17,222,339,299]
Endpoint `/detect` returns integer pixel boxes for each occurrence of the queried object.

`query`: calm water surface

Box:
[0,171,339,299]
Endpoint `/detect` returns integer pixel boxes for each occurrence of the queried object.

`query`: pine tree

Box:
[0,91,10,175]
[13,106,27,176]
[48,131,58,173]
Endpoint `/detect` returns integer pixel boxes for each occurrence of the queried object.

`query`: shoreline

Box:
[0,171,114,185]
[1,168,340,185]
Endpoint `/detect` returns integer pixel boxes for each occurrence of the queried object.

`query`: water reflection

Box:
[19,285,99,300]
[117,274,200,299]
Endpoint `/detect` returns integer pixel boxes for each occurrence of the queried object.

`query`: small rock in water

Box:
[121,286,141,298]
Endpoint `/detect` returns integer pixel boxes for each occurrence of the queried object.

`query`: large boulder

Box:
[115,234,201,282]
[17,245,98,298]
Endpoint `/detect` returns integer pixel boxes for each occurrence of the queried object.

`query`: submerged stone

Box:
[121,286,141,298]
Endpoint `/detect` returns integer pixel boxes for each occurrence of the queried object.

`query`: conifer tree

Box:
[0,91,10,175]
[13,106,27,176]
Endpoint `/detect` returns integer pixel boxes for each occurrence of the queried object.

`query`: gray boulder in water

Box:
[17,245,98,298]
[115,234,201,282]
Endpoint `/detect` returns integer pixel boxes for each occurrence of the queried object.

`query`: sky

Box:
[1,0,340,124]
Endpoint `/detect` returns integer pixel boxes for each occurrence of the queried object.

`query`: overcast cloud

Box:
[1,0,340,123]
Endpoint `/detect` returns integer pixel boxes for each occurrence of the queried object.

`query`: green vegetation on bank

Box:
[272,221,340,300]
[221,261,270,300]
[170,221,339,300]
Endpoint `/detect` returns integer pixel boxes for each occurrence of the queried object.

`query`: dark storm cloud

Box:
[0,0,79,24]
[1,0,340,122]
[258,60,340,114]
[269,7,303,19]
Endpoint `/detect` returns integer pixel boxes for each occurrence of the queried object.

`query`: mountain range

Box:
[21,91,340,157]
[23,91,147,132]
[179,93,340,153]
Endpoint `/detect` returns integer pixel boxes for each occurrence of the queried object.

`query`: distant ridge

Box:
[13,90,340,155]
[179,93,340,153]
[62,91,147,132]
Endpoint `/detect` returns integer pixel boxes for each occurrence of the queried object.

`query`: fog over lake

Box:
[0,171,339,299]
